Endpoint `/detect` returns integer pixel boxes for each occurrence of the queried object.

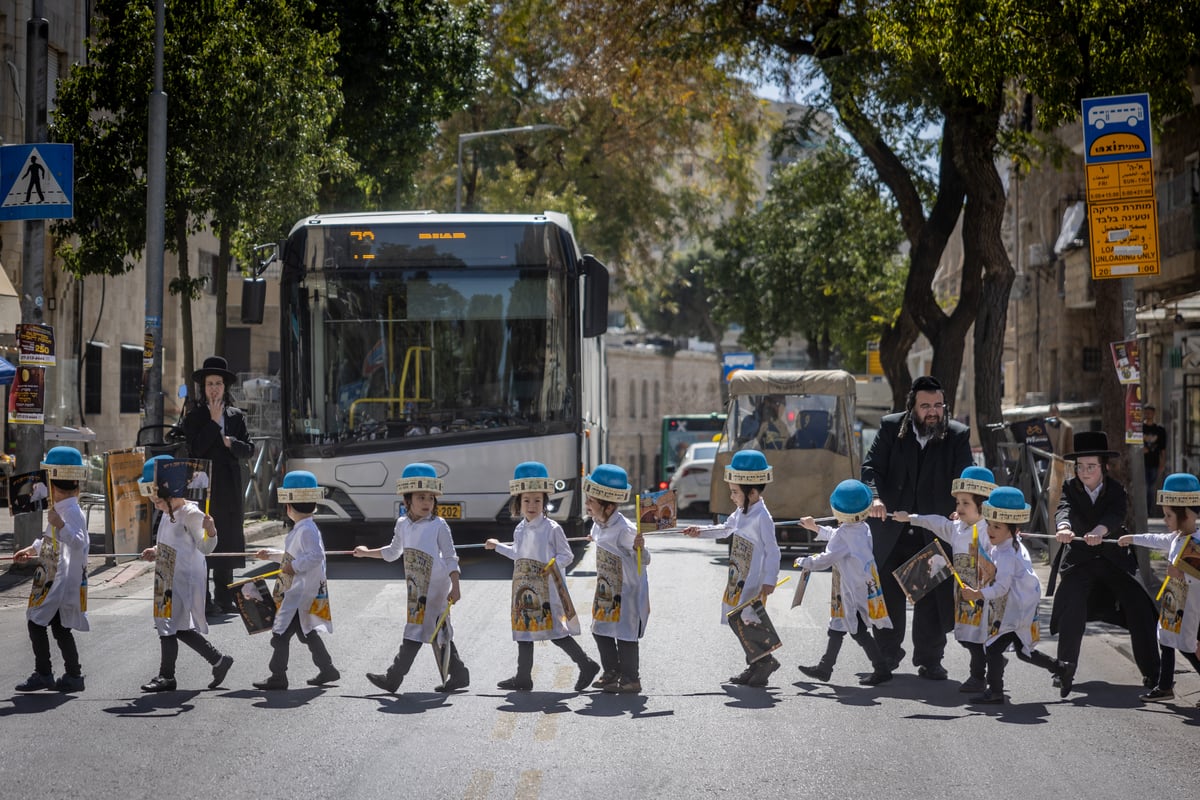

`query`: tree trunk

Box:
[880,308,919,411]
[214,223,231,357]
[174,212,195,399]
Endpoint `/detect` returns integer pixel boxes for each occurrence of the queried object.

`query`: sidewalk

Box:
[0,513,285,602]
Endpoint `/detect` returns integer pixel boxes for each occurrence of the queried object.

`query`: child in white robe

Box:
[1119,472,1200,705]
[252,471,340,690]
[892,465,996,693]
[486,462,600,692]
[961,487,1068,704]
[13,447,90,693]
[355,462,468,693]
[583,464,649,694]
[138,455,234,692]
[683,449,782,687]
[795,479,894,686]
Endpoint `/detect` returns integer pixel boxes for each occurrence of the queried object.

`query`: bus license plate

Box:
[436,502,462,520]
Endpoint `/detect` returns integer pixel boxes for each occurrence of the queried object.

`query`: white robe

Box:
[798,521,892,634]
[910,514,990,644]
[153,501,216,636]
[979,541,1042,652]
[27,496,90,631]
[271,517,331,636]
[694,499,780,625]
[495,514,579,641]
[1130,532,1200,653]
[590,511,650,642]
[381,515,460,643]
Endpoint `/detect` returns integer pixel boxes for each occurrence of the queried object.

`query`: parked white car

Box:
[669,441,719,516]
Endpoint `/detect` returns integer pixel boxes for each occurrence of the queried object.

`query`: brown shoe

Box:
[602,678,642,694]
[592,669,619,689]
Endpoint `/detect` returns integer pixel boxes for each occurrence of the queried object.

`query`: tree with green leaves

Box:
[53,0,347,381]
[305,0,485,211]
[701,138,906,372]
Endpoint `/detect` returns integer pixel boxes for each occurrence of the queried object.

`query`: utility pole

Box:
[13,2,48,550]
[143,0,167,429]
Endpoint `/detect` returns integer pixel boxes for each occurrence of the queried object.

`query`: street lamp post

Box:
[455,124,565,212]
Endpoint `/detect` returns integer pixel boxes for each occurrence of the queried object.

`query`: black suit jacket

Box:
[1052,475,1137,578]
[183,403,254,560]
[861,411,974,565]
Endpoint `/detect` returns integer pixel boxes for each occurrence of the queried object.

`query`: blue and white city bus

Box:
[277,211,609,541]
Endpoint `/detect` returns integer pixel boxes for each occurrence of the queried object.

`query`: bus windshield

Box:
[282,223,575,447]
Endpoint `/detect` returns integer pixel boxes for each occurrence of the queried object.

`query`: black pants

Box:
[384,637,468,684]
[514,637,590,681]
[208,566,235,608]
[268,616,334,677]
[1156,643,1200,690]
[28,613,80,677]
[593,634,640,681]
[876,532,947,667]
[158,630,223,679]
[985,632,1059,693]
[815,613,889,672]
[963,641,986,681]
[1052,559,1160,681]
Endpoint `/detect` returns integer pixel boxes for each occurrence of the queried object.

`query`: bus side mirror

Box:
[581,254,609,338]
[241,278,266,324]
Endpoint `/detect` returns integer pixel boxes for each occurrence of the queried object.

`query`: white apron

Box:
[590,511,650,642]
[27,496,90,631]
[271,517,332,636]
[800,521,892,634]
[1132,532,1200,653]
[980,541,1042,652]
[152,501,216,636]
[495,515,580,641]
[381,515,460,643]
[694,499,780,626]
[911,514,990,644]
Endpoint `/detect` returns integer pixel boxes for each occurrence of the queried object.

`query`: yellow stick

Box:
[227,569,280,588]
[636,492,643,575]
[726,576,791,617]
[429,598,455,644]
[542,557,556,575]
[1155,547,1185,601]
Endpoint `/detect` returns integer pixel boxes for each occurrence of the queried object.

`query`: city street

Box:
[1,520,1196,799]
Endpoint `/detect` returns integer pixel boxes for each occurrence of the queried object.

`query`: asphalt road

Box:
[1,520,1195,799]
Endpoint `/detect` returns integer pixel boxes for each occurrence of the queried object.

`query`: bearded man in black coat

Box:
[862,376,973,680]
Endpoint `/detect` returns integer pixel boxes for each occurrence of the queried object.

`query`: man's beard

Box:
[914,414,947,438]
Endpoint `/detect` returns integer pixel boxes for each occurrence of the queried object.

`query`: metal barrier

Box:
[244,436,283,519]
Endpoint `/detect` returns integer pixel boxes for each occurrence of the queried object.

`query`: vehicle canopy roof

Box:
[727,369,857,398]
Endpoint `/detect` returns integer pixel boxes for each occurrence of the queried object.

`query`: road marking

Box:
[533,713,556,741]
[361,583,406,617]
[462,769,493,800]
[491,712,517,741]
[515,770,541,800]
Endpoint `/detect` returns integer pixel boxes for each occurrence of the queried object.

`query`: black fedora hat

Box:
[192,355,237,386]
[1064,430,1120,460]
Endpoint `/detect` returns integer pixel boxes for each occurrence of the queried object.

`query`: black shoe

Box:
[205,602,220,618]
[435,671,471,693]
[592,669,620,689]
[575,660,601,692]
[218,602,240,615]
[859,670,893,686]
[728,666,756,685]
[958,676,987,694]
[366,672,401,694]
[918,664,948,681]
[747,657,780,687]
[252,674,288,691]
[55,674,85,693]
[1058,662,1076,698]
[141,675,177,693]
[497,675,533,691]
[209,655,234,689]
[970,689,1005,705]
[798,663,833,682]
[15,672,55,692]
[307,667,341,686]
[885,648,906,672]
[1139,686,1174,702]
[1142,674,1157,690]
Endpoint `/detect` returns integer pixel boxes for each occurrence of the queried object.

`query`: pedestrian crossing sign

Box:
[0,143,74,220]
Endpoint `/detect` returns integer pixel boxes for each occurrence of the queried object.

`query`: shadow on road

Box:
[102,692,201,717]
[0,692,75,716]
[575,693,673,719]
